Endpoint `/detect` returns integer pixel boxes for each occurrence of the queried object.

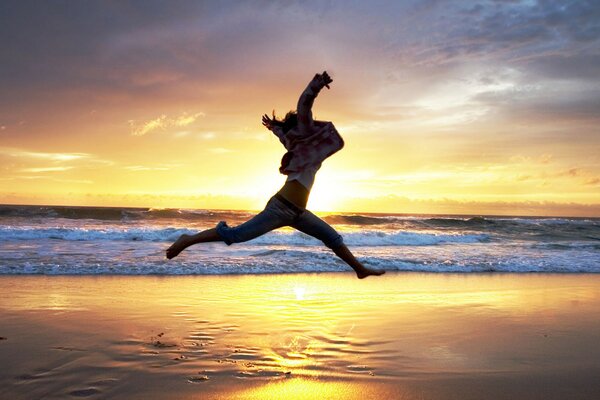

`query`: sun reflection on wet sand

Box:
[1,273,600,399]
[227,378,403,400]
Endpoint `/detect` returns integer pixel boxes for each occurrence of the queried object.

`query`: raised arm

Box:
[297,71,333,132]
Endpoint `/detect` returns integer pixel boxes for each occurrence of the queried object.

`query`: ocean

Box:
[1,204,599,275]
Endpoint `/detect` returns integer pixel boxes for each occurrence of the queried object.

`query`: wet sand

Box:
[1,273,599,399]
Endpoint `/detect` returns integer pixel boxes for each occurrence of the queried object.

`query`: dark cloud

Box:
[0,1,203,77]
[2,1,598,83]
[1,1,599,142]
[389,0,600,67]
[0,1,349,111]
[473,85,600,126]
[526,54,600,81]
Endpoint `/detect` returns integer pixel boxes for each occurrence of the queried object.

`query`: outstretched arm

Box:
[262,111,284,139]
[297,71,333,132]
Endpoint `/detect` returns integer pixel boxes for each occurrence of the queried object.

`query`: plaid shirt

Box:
[271,83,344,175]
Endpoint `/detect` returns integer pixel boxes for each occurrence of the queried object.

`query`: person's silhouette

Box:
[167,71,385,279]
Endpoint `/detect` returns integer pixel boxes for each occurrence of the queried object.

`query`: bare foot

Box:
[356,268,386,279]
[166,234,192,259]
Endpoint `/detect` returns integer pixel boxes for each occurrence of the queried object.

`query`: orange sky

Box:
[1,1,599,216]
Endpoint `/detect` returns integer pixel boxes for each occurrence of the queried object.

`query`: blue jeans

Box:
[216,195,344,249]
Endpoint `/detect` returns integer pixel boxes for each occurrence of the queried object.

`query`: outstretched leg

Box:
[166,228,221,259]
[166,197,290,259]
[292,210,385,279]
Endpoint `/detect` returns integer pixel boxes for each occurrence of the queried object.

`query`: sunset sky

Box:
[1,1,599,216]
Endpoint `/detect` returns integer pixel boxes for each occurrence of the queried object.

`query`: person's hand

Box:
[262,112,275,130]
[312,71,333,89]
[320,71,333,89]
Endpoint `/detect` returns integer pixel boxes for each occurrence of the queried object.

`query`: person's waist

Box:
[273,193,305,214]
[275,180,309,210]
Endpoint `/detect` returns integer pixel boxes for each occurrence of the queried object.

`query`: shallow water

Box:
[1,273,600,399]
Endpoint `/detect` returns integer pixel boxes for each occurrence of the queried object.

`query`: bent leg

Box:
[292,210,385,279]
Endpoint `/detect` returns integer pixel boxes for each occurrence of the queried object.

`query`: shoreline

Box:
[2,270,600,275]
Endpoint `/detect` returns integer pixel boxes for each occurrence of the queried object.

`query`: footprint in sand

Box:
[347,364,375,375]
[69,387,101,397]
[187,374,210,383]
[68,378,118,397]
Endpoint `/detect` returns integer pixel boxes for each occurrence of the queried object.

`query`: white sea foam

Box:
[0,226,489,246]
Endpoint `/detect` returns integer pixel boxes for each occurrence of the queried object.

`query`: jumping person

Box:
[166,71,385,279]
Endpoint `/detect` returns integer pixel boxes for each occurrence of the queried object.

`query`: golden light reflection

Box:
[270,335,315,371]
[46,293,73,311]
[229,378,397,400]
[1,274,600,398]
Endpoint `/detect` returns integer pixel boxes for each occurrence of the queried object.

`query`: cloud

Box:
[399,1,600,66]
[0,147,90,161]
[1,176,92,184]
[472,83,600,125]
[20,166,74,173]
[585,178,600,186]
[129,112,205,136]
[124,164,177,171]
[130,115,166,136]
[3,1,599,125]
[175,112,205,126]
[198,132,215,140]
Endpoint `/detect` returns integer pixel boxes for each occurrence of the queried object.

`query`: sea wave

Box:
[0,205,250,222]
[0,226,489,246]
[2,205,599,276]
[2,205,598,228]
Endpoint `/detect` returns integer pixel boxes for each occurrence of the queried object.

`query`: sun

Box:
[293,286,306,301]
[307,176,347,212]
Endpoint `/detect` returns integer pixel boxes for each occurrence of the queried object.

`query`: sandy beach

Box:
[1,273,599,399]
